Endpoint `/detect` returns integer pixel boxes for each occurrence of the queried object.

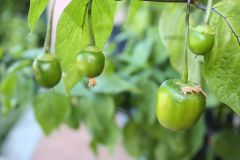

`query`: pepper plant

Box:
[1,0,240,159]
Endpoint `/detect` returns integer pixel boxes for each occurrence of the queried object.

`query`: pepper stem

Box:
[43,0,56,53]
[204,0,213,24]
[182,0,191,82]
[88,0,96,46]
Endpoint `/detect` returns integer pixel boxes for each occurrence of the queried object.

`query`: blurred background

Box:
[0,0,240,160]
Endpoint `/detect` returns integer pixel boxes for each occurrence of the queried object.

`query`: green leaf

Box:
[90,122,120,153]
[91,74,139,94]
[55,0,116,93]
[28,0,49,31]
[0,74,18,97]
[78,94,115,131]
[131,78,158,125]
[33,92,71,134]
[119,36,155,68]
[90,138,99,155]
[126,0,142,25]
[78,93,119,151]
[155,119,205,160]
[126,1,151,35]
[123,122,143,157]
[16,75,34,107]
[65,105,81,129]
[203,1,240,114]
[0,47,4,59]
[159,4,185,73]
[63,66,83,95]
[213,0,240,35]
[7,60,30,74]
[159,4,202,83]
[0,73,18,114]
[150,28,169,66]
[129,36,154,66]
[0,109,23,144]
[123,119,204,160]
[70,82,91,97]
[55,0,87,72]
[212,129,240,160]
[123,121,160,158]
[0,71,34,115]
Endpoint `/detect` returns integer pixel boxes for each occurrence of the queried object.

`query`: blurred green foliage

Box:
[0,0,44,147]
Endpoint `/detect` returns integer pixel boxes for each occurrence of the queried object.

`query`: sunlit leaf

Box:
[28,0,49,31]
[33,92,71,134]
[55,0,116,93]
[204,0,240,114]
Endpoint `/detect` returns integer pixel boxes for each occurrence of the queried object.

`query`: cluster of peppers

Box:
[32,0,215,131]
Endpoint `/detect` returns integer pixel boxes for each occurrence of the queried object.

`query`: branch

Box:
[194,2,240,45]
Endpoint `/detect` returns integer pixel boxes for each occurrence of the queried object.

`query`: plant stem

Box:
[88,0,95,46]
[204,0,213,24]
[182,0,191,82]
[44,0,56,53]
